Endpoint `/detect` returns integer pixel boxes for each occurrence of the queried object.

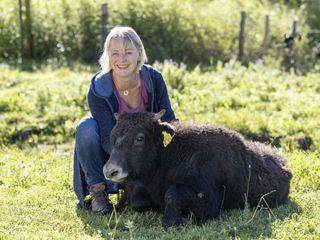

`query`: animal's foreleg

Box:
[162,184,194,227]
[125,181,154,212]
[162,183,222,227]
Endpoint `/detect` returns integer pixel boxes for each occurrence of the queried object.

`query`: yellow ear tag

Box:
[162,131,174,147]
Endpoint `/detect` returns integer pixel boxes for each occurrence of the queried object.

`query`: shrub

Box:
[0,0,317,71]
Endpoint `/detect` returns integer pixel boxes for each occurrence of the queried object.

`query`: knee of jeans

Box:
[76,117,99,143]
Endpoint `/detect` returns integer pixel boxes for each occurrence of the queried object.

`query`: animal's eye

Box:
[134,133,145,146]
[137,136,144,141]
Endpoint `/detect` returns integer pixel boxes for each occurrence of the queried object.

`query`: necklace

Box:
[114,73,140,97]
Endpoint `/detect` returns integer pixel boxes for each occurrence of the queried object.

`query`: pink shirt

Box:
[114,76,148,114]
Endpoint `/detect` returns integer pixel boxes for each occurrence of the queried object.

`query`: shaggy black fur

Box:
[104,111,292,227]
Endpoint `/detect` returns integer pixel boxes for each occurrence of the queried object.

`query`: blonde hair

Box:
[99,26,148,73]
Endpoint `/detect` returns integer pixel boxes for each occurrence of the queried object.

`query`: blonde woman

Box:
[73,26,176,213]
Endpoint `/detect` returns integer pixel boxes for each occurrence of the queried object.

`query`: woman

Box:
[73,26,177,213]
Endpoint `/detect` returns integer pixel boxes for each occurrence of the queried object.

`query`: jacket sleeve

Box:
[152,68,177,122]
[87,87,115,154]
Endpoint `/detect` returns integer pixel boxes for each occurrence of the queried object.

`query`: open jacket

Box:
[73,64,177,208]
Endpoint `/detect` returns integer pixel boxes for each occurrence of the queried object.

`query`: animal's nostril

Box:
[110,170,119,178]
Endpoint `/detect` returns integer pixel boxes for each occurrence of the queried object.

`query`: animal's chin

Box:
[108,175,128,183]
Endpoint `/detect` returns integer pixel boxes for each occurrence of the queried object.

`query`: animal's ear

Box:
[159,122,175,135]
[153,109,166,121]
[114,113,119,121]
[159,122,175,147]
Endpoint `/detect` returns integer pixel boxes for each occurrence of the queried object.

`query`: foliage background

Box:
[0,0,319,71]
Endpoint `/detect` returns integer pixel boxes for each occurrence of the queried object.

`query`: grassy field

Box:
[0,63,319,239]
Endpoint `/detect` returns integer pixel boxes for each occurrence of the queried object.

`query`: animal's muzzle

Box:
[103,161,127,183]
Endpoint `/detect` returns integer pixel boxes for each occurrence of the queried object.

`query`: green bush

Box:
[0,3,20,60]
[0,0,320,73]
[305,0,320,62]
[78,0,101,63]
[0,65,90,146]
[0,0,318,71]
[0,62,319,150]
[159,60,320,150]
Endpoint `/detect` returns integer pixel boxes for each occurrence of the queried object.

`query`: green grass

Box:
[0,63,319,239]
[0,146,319,239]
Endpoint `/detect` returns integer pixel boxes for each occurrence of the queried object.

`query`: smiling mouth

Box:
[117,65,129,69]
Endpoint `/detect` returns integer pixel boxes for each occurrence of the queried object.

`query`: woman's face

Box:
[108,37,140,79]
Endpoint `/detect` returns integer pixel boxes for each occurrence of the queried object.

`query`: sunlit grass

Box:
[0,146,319,239]
[0,63,319,239]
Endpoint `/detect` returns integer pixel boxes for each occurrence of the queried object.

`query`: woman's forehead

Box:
[109,36,136,50]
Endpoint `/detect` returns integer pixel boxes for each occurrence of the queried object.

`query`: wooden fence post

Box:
[18,0,24,59]
[289,20,298,69]
[260,15,270,59]
[283,20,299,72]
[25,0,34,58]
[101,3,108,49]
[292,20,297,39]
[238,11,246,64]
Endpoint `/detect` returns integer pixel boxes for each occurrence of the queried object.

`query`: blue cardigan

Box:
[73,64,177,208]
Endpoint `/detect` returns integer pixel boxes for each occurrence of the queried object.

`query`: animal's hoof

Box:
[162,217,190,227]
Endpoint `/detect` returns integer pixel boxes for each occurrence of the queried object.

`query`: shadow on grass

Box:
[238,126,314,151]
[75,197,131,239]
[217,198,302,239]
[74,197,301,239]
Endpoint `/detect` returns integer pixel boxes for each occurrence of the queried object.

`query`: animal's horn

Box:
[154,109,166,121]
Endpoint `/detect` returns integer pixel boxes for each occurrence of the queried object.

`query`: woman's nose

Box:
[119,54,127,62]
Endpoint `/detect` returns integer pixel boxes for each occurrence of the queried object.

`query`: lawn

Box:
[0,63,319,239]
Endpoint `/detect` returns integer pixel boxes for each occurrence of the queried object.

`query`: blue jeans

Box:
[73,117,118,208]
